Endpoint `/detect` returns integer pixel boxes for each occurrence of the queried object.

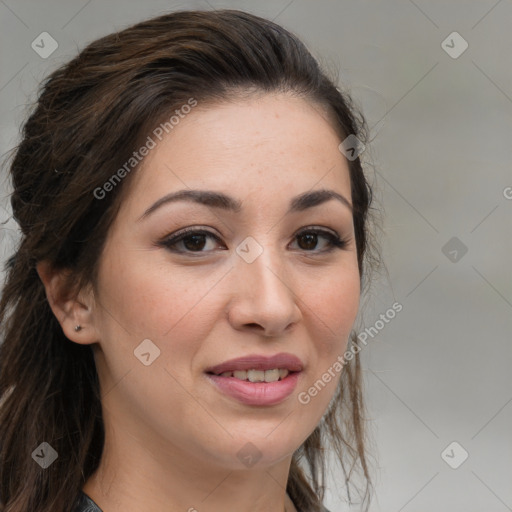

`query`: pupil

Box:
[299,233,317,250]
[184,234,206,251]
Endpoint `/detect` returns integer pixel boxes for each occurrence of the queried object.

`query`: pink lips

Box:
[204,352,304,406]
[206,372,301,405]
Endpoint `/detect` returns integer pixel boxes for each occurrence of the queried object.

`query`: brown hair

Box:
[0,9,378,512]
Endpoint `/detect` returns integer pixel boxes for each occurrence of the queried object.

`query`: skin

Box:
[37,92,360,512]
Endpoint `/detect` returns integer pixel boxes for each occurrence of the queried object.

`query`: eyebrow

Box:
[138,188,352,221]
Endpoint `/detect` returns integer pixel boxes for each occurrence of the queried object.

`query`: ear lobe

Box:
[36,260,98,345]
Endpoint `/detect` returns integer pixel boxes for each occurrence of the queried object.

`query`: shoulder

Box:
[72,490,103,512]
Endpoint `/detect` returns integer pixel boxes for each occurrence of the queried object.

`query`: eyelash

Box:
[158,226,348,255]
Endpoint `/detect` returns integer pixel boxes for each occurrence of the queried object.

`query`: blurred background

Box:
[1,1,511,511]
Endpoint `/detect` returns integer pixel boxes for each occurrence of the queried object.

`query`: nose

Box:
[226,243,302,337]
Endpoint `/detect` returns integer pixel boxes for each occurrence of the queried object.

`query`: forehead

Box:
[124,93,351,210]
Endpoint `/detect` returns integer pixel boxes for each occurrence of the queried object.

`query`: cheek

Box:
[94,252,216,414]
[303,268,360,349]
[98,250,209,337]
[294,271,359,422]
[96,251,225,390]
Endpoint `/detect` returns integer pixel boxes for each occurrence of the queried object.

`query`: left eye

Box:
[291,229,347,252]
[159,227,347,254]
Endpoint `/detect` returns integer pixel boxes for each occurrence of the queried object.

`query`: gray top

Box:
[73,490,331,511]
[72,491,102,512]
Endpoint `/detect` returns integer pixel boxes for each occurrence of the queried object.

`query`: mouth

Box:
[206,368,297,382]
[204,353,304,406]
[204,352,304,376]
[205,370,302,406]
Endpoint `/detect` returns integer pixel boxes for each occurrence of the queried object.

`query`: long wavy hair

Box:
[0,9,379,512]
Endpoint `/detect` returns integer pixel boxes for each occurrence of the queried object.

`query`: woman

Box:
[0,9,377,512]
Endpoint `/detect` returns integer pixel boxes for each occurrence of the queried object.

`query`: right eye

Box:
[159,227,226,254]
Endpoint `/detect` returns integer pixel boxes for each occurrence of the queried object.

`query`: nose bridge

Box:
[229,234,301,333]
[235,234,287,294]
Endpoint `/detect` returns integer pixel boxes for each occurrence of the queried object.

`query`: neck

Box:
[82,419,296,512]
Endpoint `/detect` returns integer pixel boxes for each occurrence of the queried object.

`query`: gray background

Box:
[1,1,511,511]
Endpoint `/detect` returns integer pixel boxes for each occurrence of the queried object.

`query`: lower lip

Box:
[205,371,301,406]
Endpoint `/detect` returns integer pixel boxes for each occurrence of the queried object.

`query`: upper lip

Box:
[205,352,304,375]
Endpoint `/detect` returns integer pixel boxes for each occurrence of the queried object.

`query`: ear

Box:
[36,260,99,345]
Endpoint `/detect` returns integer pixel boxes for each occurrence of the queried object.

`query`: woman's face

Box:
[89,92,360,471]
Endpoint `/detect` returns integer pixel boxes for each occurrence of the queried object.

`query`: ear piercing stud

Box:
[74,325,82,332]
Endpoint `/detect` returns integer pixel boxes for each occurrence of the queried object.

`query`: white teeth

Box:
[264,369,280,382]
[218,368,290,382]
[279,369,289,379]
[247,369,265,382]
